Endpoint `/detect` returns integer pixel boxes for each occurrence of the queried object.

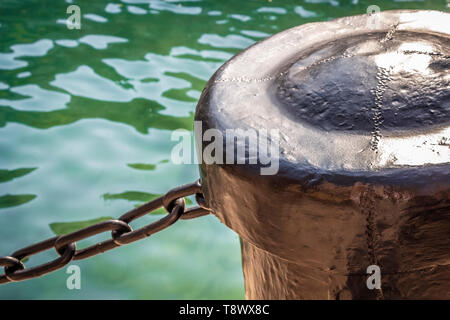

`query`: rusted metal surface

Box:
[0,180,210,284]
[196,10,450,299]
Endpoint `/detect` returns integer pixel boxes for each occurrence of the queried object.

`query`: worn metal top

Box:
[196,10,449,185]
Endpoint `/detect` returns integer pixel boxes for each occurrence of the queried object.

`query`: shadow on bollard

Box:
[195,10,450,300]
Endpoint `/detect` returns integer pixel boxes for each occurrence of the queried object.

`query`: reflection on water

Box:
[0,167,37,209]
[0,194,37,209]
[50,216,113,236]
[0,0,446,299]
[0,167,37,183]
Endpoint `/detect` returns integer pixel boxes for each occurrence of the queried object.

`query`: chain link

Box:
[0,180,211,285]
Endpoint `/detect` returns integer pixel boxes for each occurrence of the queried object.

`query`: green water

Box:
[0,0,447,299]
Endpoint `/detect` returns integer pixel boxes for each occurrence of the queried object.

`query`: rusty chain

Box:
[0,180,211,285]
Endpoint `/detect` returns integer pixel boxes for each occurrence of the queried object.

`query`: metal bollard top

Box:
[196,10,449,186]
[195,11,449,299]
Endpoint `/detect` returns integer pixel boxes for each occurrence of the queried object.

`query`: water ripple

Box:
[0,39,53,70]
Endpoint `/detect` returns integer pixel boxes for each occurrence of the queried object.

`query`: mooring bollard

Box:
[195,10,450,299]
